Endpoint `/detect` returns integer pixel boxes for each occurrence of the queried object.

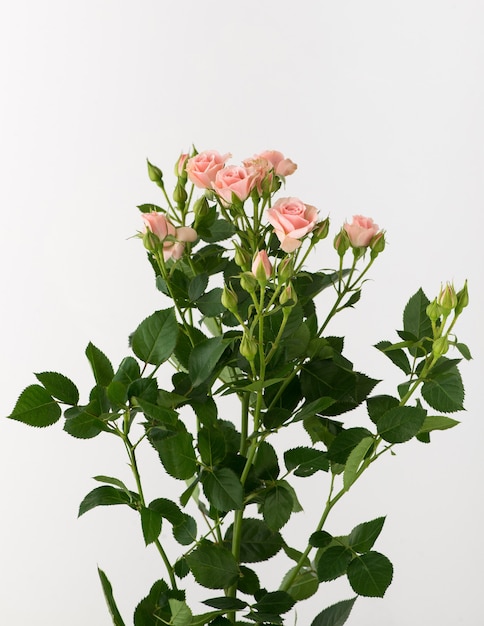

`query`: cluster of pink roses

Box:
[142,149,383,262]
[185,149,297,204]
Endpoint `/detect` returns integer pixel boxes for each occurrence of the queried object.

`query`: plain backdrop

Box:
[1,1,483,624]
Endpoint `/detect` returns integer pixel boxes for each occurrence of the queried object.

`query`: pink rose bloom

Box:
[256,150,297,177]
[142,212,197,261]
[266,197,318,253]
[186,150,231,189]
[213,165,256,204]
[251,250,272,280]
[242,156,273,194]
[343,215,380,248]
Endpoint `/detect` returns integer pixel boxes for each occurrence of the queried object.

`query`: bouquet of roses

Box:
[8,147,470,625]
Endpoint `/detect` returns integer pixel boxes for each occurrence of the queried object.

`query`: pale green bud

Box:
[437,282,458,313]
[234,244,251,270]
[370,231,386,259]
[279,283,297,308]
[221,285,238,313]
[334,228,350,257]
[426,299,443,322]
[173,182,187,206]
[277,257,294,283]
[312,217,330,241]
[455,280,469,316]
[147,159,164,187]
[240,271,258,293]
[433,335,449,358]
[240,334,258,361]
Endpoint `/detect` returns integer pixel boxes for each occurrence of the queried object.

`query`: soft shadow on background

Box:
[1,1,483,624]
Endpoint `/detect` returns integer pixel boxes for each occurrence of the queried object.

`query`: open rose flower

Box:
[343,215,380,248]
[255,150,297,177]
[242,156,273,195]
[186,150,230,189]
[266,197,318,252]
[142,212,197,261]
[213,165,256,204]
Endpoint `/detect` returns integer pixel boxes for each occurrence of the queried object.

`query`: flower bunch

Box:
[7,147,470,626]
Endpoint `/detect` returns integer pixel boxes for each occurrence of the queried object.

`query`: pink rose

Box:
[186,150,231,189]
[266,197,318,253]
[343,215,380,248]
[213,165,256,204]
[142,212,197,261]
[256,150,297,177]
[251,250,272,281]
[242,156,273,194]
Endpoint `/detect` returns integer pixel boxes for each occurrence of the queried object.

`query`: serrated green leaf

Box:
[63,408,107,439]
[188,336,229,387]
[280,566,319,601]
[253,591,295,615]
[34,371,79,405]
[94,475,131,495]
[422,366,465,413]
[284,447,329,476]
[261,485,293,530]
[188,273,209,301]
[169,599,193,626]
[173,514,197,546]
[140,506,162,545]
[78,485,135,517]
[149,424,197,480]
[8,385,61,427]
[403,288,432,342]
[309,531,333,548]
[202,468,243,512]
[130,308,178,366]
[225,518,283,563]
[202,597,248,610]
[310,597,357,626]
[374,341,412,375]
[377,406,427,443]
[348,517,386,553]
[85,342,114,386]
[343,437,374,490]
[98,568,126,626]
[186,541,239,589]
[418,415,460,433]
[366,395,399,424]
[317,545,353,582]
[327,428,373,464]
[347,551,393,597]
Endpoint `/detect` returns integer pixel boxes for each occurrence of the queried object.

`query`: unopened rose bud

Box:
[240,334,258,361]
[147,159,164,187]
[234,244,251,269]
[455,280,469,315]
[433,335,449,358]
[370,231,386,259]
[173,182,188,206]
[175,153,189,179]
[277,257,294,283]
[312,218,330,241]
[426,299,442,323]
[142,229,159,253]
[437,282,457,313]
[280,283,297,308]
[240,271,258,294]
[334,228,350,257]
[221,285,238,313]
[252,250,272,284]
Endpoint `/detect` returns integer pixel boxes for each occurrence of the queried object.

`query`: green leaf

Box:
[317,545,353,582]
[173,514,197,546]
[309,531,333,548]
[63,408,107,439]
[8,385,61,427]
[94,475,131,496]
[169,599,193,626]
[238,566,260,595]
[374,341,412,375]
[327,428,373,464]
[201,218,236,243]
[198,426,227,467]
[202,468,243,512]
[140,506,163,545]
[186,541,239,589]
[261,485,293,530]
[78,485,135,517]
[422,365,465,413]
[225,518,283,563]
[418,415,460,433]
[253,591,295,615]
[34,371,79,405]
[377,406,427,443]
[280,566,319,601]
[189,336,228,387]
[188,273,209,301]
[291,398,336,423]
[85,342,114,386]
[253,440,280,480]
[98,567,126,626]
[284,447,329,476]
[348,517,386,553]
[113,356,141,385]
[197,288,226,317]
[202,597,248,610]
[366,395,399,424]
[149,424,197,480]
[343,437,374,490]
[456,342,472,360]
[347,551,393,597]
[130,308,178,366]
[403,288,432,342]
[135,398,178,426]
[310,597,357,626]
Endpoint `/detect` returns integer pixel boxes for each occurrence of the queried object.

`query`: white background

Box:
[1,1,483,624]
